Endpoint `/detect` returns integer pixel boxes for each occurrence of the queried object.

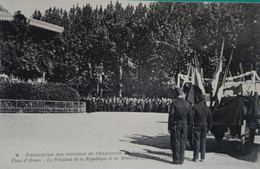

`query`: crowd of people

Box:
[83,97,173,113]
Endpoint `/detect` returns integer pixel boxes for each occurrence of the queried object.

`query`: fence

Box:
[0,99,86,113]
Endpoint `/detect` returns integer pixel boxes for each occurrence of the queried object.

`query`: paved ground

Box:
[0,112,259,169]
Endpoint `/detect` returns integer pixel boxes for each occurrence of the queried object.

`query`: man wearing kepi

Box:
[192,94,212,162]
[168,88,192,164]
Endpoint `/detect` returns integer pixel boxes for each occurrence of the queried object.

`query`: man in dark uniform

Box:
[192,94,212,162]
[168,88,192,164]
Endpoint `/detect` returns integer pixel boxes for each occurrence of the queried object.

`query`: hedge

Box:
[0,82,80,101]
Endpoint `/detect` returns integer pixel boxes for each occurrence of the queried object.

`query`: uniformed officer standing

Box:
[192,94,212,162]
[168,88,192,164]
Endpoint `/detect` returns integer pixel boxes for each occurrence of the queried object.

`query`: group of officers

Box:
[84,97,173,113]
[168,88,212,164]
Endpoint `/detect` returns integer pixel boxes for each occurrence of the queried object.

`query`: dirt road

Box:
[0,112,259,169]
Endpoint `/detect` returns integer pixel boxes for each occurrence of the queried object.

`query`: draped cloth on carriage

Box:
[213,96,260,125]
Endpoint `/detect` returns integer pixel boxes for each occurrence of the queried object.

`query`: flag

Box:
[212,38,224,97]
[216,50,233,104]
[193,52,206,95]
[186,52,206,104]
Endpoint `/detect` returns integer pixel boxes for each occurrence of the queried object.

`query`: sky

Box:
[1,0,152,17]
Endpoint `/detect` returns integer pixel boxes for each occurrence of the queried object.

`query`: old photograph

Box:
[0,0,259,169]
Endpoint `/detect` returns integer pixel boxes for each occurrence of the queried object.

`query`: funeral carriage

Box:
[178,68,260,154]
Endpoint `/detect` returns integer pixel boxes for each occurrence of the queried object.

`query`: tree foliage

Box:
[1,2,260,97]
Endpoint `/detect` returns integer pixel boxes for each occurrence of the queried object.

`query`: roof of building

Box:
[28,17,64,33]
[0,11,64,33]
[0,11,13,21]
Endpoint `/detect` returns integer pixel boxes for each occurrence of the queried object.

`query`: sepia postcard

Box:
[0,0,259,169]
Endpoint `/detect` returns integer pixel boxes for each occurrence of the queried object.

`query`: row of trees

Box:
[1,2,260,97]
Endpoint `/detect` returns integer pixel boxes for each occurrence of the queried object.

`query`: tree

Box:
[1,11,41,80]
[2,2,260,98]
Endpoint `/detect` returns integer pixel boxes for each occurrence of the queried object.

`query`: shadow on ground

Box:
[120,149,173,164]
[124,134,171,149]
[206,137,259,162]
[120,134,259,163]
[157,121,168,124]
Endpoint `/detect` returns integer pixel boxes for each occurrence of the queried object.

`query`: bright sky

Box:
[1,0,152,17]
